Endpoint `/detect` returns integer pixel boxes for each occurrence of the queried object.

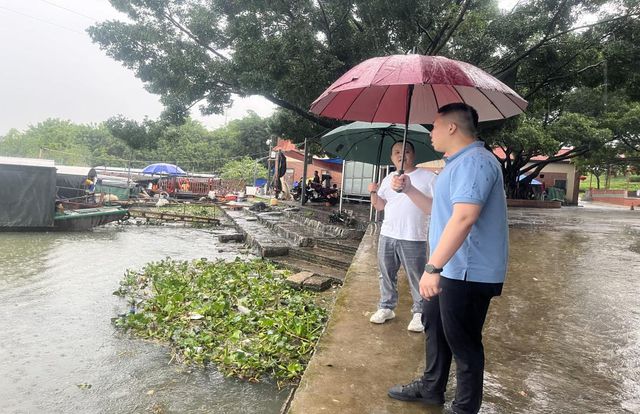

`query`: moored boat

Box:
[53,206,129,231]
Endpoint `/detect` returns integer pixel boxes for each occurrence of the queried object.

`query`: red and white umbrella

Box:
[310,54,527,124]
[310,54,527,173]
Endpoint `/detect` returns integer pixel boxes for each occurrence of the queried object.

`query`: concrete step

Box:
[288,246,353,271]
[222,208,291,257]
[269,256,347,283]
[251,211,339,247]
[314,238,360,255]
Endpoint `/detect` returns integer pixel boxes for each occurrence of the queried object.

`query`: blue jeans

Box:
[377,235,427,314]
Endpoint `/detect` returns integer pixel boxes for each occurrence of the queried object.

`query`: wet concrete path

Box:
[289,206,640,413]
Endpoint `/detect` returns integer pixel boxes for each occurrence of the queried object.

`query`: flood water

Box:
[1,206,639,414]
[480,206,640,413]
[0,225,289,414]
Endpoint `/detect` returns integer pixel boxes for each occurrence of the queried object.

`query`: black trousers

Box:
[421,276,502,414]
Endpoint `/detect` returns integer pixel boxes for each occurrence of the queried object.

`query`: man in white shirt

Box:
[368,141,436,332]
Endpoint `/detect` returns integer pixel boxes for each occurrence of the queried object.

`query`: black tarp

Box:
[56,173,88,200]
[0,163,57,228]
[55,166,94,200]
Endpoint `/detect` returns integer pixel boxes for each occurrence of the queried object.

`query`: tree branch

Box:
[317,0,333,46]
[431,0,472,55]
[494,12,639,77]
[519,146,590,174]
[162,11,229,61]
[415,18,434,46]
[260,94,336,128]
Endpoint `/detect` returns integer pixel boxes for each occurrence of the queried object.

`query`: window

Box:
[554,179,566,190]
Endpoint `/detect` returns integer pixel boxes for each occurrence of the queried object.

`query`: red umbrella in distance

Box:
[310,54,527,173]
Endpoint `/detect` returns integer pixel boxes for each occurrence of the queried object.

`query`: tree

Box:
[0,119,113,166]
[220,156,267,184]
[573,145,620,189]
[89,1,640,196]
[487,112,612,198]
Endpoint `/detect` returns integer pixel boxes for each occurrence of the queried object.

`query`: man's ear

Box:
[448,122,457,135]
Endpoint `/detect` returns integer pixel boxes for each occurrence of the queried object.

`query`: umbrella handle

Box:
[394,169,404,193]
[395,85,413,193]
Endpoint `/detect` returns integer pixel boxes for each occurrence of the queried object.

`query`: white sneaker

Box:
[407,313,424,332]
[370,308,395,324]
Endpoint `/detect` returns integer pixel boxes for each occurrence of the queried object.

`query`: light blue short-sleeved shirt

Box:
[429,141,509,283]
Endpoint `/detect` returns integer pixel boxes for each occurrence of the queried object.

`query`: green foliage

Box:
[158,204,220,218]
[0,119,128,166]
[105,115,162,150]
[0,113,273,175]
[579,173,640,190]
[220,156,268,184]
[87,0,640,198]
[113,258,328,385]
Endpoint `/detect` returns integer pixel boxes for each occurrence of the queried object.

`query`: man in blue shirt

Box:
[387,103,508,414]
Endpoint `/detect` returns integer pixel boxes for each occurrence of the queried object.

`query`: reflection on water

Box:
[0,226,288,414]
[479,208,640,413]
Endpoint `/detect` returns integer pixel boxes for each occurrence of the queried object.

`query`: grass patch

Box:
[579,174,640,191]
[113,258,327,386]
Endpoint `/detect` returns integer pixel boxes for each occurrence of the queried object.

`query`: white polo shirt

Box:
[378,168,436,241]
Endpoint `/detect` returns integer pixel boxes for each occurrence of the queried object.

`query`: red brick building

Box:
[273,139,343,188]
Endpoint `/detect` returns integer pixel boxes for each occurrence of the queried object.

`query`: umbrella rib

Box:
[339,87,371,121]
[343,132,391,160]
[504,92,528,111]
[430,84,441,115]
[473,87,507,119]
[322,129,381,149]
[369,85,392,123]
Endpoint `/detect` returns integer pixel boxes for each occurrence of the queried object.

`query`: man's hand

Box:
[391,173,413,193]
[368,182,379,193]
[419,272,442,299]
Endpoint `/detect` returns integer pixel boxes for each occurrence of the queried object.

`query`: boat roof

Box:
[56,165,93,175]
[0,156,55,167]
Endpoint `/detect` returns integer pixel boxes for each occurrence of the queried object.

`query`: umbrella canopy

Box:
[142,163,185,175]
[322,122,441,166]
[310,54,527,124]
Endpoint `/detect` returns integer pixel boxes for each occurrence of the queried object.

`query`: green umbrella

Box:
[321,122,441,167]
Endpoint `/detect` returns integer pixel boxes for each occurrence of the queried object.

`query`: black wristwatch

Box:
[424,264,443,274]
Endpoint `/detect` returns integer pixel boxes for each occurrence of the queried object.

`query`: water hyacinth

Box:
[113,258,327,385]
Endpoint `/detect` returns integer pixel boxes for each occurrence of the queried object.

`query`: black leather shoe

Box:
[387,379,445,405]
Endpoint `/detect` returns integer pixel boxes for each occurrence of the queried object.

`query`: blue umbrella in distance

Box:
[142,163,186,175]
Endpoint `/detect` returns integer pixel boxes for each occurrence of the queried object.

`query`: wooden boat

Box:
[0,157,129,232]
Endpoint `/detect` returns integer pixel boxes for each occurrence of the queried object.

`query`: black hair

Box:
[391,140,415,153]
[438,103,479,135]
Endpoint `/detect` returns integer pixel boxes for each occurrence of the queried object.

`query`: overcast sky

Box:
[0,0,523,136]
[0,0,275,135]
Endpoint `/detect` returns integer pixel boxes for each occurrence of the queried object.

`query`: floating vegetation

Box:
[113,258,327,386]
[158,204,220,218]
